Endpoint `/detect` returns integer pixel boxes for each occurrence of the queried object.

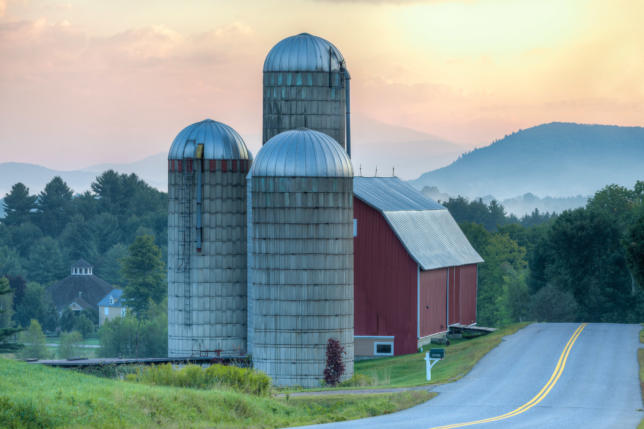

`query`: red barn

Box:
[353,177,483,357]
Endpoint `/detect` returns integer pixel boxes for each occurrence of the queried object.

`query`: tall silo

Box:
[263,33,352,156]
[248,128,354,387]
[167,119,252,357]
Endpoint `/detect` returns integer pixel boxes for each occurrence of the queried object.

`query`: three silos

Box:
[167,33,354,387]
[167,119,252,357]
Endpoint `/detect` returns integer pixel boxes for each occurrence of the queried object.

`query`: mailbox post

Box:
[425,348,444,381]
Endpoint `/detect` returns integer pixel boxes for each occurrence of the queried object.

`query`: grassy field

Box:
[0,358,433,428]
[347,323,529,389]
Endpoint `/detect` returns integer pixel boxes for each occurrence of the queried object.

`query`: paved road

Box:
[294,323,642,429]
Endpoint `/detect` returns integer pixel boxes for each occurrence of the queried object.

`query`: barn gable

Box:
[353,177,483,270]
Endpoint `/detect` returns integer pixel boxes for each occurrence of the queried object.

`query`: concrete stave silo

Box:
[263,33,351,156]
[168,119,252,357]
[248,128,354,387]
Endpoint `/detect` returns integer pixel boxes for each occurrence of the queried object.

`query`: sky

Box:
[0,0,643,171]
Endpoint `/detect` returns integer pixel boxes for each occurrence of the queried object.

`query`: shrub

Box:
[530,284,578,322]
[17,319,49,359]
[129,363,271,396]
[323,338,345,386]
[339,373,375,387]
[58,331,83,359]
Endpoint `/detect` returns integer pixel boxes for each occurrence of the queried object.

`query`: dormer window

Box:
[109,296,114,305]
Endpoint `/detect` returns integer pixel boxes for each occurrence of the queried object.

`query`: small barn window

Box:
[104,307,109,316]
[121,308,126,317]
[374,342,394,356]
[353,219,358,237]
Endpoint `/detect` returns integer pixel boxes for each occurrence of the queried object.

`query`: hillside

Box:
[0,358,430,428]
[411,122,644,199]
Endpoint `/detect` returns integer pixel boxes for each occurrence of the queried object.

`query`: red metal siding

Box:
[353,197,418,355]
[448,267,461,325]
[419,268,448,337]
[458,264,477,325]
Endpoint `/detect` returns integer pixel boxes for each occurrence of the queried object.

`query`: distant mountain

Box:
[0,163,100,198]
[351,114,464,179]
[82,152,167,191]
[411,122,644,199]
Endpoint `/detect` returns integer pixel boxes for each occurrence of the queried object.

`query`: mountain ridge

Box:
[411,122,644,199]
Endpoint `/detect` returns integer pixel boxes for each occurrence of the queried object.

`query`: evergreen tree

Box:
[2,183,36,227]
[96,243,128,286]
[36,177,73,237]
[26,237,67,284]
[626,211,644,289]
[59,214,98,262]
[0,277,22,353]
[122,234,166,316]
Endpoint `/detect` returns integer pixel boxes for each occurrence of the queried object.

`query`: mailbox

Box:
[429,348,445,359]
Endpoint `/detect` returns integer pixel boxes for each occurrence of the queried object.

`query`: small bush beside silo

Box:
[127,363,271,396]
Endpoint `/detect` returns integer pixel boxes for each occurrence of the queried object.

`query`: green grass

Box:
[353,323,529,388]
[0,358,433,428]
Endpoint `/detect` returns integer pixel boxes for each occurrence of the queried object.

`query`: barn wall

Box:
[419,268,448,337]
[458,264,478,325]
[448,267,460,325]
[353,197,418,356]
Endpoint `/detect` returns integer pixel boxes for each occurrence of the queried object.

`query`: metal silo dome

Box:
[168,119,252,160]
[263,33,345,72]
[167,119,252,359]
[251,128,353,177]
[262,34,352,156]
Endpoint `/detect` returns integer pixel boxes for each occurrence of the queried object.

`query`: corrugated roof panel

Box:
[384,210,483,270]
[354,177,444,211]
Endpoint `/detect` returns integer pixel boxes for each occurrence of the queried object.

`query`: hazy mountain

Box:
[0,163,100,197]
[411,122,644,199]
[351,114,464,179]
[500,193,589,217]
[82,152,168,191]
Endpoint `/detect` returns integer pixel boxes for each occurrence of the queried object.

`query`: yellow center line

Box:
[429,323,587,429]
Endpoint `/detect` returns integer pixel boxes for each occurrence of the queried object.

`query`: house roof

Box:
[69,295,94,311]
[98,289,125,308]
[72,259,93,269]
[47,273,113,312]
[353,177,484,270]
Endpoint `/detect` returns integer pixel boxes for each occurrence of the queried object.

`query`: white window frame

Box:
[374,341,394,356]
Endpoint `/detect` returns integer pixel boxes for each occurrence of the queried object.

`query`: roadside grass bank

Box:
[0,358,432,428]
[281,322,529,393]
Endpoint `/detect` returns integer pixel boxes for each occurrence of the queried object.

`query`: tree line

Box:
[443,182,644,326]
[0,171,168,357]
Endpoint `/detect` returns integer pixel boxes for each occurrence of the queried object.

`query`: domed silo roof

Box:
[263,33,346,72]
[251,128,353,177]
[168,119,252,160]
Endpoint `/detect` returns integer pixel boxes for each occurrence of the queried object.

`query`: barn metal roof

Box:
[354,177,483,270]
[354,177,445,211]
[263,33,346,72]
[168,119,252,160]
[250,128,353,177]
